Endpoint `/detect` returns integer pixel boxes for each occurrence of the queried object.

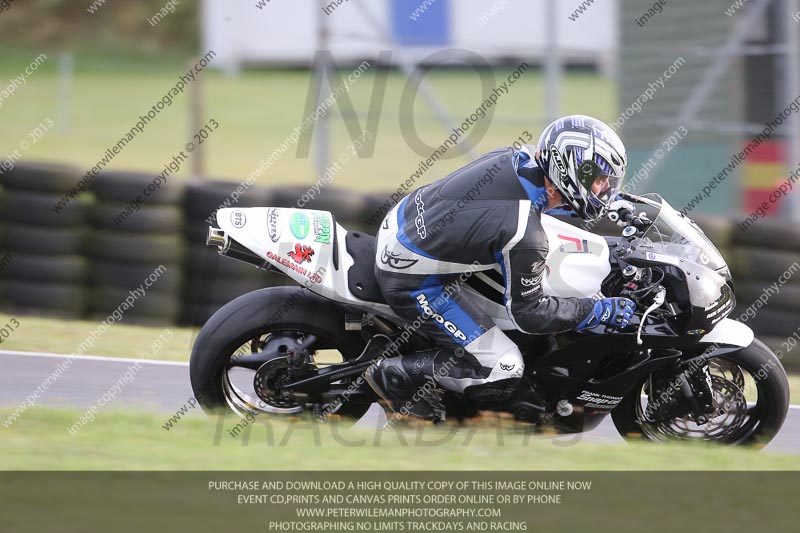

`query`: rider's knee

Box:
[492,346,524,380]
[463,347,524,402]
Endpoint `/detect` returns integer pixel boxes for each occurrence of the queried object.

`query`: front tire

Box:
[611,338,790,446]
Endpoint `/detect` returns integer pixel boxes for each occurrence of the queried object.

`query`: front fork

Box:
[676,363,716,424]
[649,359,716,424]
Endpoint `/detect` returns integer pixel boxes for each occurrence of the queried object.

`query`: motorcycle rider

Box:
[364,115,637,421]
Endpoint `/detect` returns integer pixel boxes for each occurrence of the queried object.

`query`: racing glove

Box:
[576,297,636,331]
[607,198,636,227]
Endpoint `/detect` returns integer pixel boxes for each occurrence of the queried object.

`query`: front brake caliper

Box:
[683,363,716,416]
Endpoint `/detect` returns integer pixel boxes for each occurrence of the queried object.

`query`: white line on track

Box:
[0,350,188,366]
[2,351,799,408]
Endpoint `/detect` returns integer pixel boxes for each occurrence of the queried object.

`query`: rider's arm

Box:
[497,214,596,334]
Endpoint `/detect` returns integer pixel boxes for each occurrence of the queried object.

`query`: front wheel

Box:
[611,338,790,446]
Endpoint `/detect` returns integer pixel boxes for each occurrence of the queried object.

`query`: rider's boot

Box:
[364,348,446,422]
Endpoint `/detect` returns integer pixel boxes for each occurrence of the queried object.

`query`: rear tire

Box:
[189,286,372,420]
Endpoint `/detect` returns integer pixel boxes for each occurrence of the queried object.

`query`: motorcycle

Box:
[190,192,789,445]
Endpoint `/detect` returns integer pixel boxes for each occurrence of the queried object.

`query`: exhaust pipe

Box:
[206,226,268,269]
[206,227,226,247]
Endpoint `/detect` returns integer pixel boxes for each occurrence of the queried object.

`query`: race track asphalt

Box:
[1,350,798,453]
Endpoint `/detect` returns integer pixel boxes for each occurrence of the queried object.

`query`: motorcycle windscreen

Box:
[636,193,727,271]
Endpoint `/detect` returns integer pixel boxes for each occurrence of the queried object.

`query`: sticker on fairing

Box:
[289,212,310,239]
[575,390,623,410]
[312,212,331,244]
[267,208,282,242]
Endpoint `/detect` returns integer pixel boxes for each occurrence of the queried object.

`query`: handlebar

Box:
[620,209,651,230]
[607,199,652,232]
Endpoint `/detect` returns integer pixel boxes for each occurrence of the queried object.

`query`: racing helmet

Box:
[534,115,627,221]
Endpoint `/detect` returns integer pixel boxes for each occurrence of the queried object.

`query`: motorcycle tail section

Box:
[214,206,335,288]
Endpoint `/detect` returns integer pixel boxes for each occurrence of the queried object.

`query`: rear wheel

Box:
[611,338,789,446]
[220,329,373,420]
[190,287,374,421]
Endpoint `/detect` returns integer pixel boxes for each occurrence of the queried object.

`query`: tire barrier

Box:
[92,170,185,206]
[732,216,800,251]
[0,190,87,227]
[181,180,282,325]
[0,163,90,317]
[0,225,86,256]
[85,171,187,325]
[0,162,84,195]
[274,186,372,223]
[729,247,800,282]
[1,161,799,372]
[759,337,800,372]
[0,281,87,318]
[181,245,289,326]
[91,204,183,233]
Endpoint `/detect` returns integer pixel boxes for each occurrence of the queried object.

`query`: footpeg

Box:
[511,401,546,423]
[556,399,574,417]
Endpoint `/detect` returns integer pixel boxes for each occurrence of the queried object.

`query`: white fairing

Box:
[217,207,394,314]
[465,214,611,329]
[698,319,755,348]
[540,214,611,298]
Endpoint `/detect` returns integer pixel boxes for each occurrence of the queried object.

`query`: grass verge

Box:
[1,407,798,470]
[0,312,195,362]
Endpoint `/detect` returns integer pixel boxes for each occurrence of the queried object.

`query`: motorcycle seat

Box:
[345,231,387,304]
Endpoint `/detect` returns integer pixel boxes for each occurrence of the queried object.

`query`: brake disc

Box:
[639,374,748,441]
[709,359,746,391]
[253,357,302,413]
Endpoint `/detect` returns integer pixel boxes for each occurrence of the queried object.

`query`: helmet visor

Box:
[590,173,623,203]
[577,160,623,206]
